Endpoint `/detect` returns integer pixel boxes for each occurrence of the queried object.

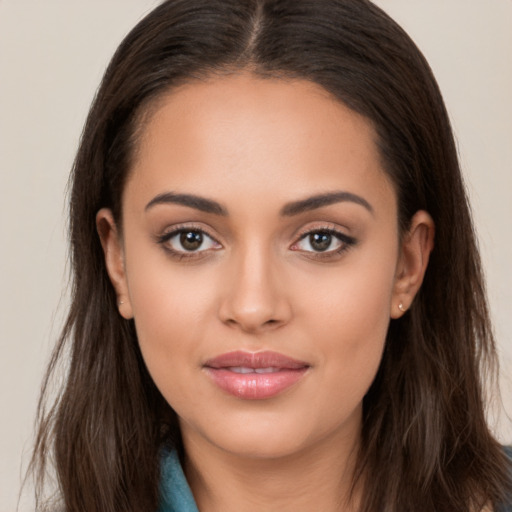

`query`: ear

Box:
[391,210,435,319]
[96,208,133,319]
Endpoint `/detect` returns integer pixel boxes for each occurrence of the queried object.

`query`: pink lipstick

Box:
[203,351,309,399]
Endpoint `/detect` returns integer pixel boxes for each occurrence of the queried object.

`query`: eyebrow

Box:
[145,190,373,217]
[280,191,374,216]
[145,192,228,215]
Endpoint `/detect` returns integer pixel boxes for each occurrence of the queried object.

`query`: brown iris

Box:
[180,231,203,251]
[309,232,332,252]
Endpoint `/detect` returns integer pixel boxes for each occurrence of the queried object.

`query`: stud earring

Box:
[118,301,124,306]
[398,302,406,313]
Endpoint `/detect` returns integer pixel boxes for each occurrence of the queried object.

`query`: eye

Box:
[291,229,356,255]
[159,228,221,255]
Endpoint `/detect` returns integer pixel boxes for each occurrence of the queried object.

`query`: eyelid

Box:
[156,223,222,258]
[157,221,216,239]
[292,222,354,242]
[289,224,357,255]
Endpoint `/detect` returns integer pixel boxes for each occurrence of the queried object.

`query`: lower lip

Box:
[205,368,308,399]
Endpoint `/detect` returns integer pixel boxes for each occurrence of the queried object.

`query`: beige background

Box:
[1,1,511,510]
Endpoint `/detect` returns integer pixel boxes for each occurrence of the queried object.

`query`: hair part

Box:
[30,1,511,511]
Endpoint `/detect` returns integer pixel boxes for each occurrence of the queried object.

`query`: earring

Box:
[118,301,124,306]
[398,302,406,313]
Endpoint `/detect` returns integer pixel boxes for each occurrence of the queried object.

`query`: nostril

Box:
[217,279,293,332]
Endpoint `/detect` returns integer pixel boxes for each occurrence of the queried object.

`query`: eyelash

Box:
[291,227,357,259]
[156,225,356,261]
[156,224,221,261]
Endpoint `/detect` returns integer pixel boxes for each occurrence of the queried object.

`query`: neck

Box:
[182,428,363,512]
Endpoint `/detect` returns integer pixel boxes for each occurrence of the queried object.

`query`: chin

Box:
[214,431,310,460]
[181,404,359,462]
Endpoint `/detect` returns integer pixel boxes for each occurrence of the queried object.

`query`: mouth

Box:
[203,351,310,400]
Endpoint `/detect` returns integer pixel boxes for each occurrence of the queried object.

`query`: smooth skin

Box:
[97,73,434,512]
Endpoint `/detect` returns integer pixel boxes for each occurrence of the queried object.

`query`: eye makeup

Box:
[154,220,357,264]
[293,227,356,253]
[156,223,222,261]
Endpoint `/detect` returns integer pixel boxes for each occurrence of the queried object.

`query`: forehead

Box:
[126,72,395,215]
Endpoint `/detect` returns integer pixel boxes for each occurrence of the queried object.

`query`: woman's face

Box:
[99,73,432,460]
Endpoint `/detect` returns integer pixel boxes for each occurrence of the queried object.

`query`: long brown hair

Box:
[30,1,511,510]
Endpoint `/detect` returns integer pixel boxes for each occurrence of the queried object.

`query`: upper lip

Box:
[204,350,309,370]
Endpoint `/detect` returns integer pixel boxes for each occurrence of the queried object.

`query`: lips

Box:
[203,351,310,399]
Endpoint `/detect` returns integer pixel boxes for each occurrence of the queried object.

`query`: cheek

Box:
[297,245,397,391]
[122,241,219,390]
[130,271,213,341]
[124,227,217,326]
[128,274,210,414]
[299,246,396,338]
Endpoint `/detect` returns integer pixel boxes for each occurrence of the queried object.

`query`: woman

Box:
[30,0,512,510]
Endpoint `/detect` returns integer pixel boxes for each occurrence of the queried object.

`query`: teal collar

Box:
[158,450,199,512]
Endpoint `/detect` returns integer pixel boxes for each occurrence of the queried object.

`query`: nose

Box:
[218,244,292,333]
